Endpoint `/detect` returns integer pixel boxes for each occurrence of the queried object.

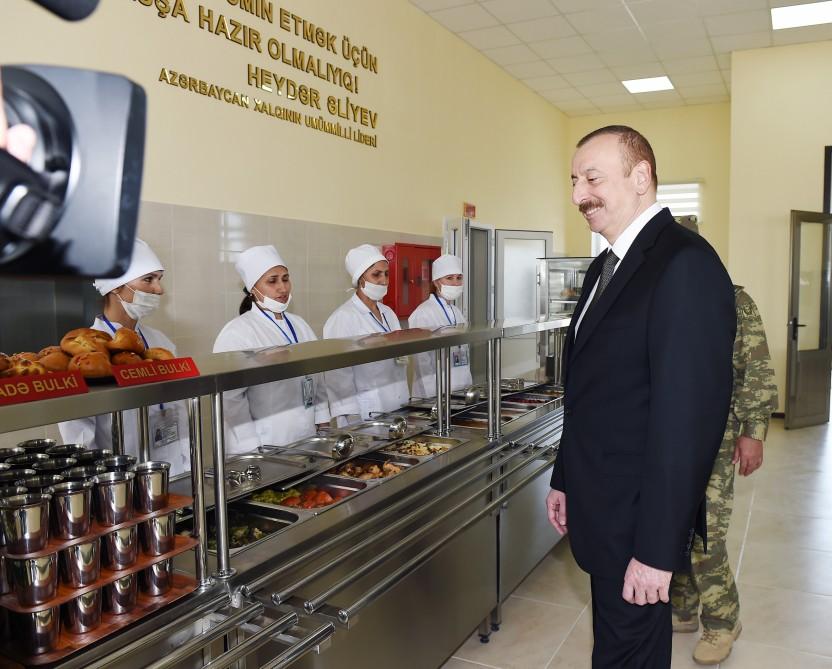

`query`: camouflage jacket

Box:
[725,286,778,442]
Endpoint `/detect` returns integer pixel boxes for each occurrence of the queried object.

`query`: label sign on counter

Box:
[112,357,200,387]
[0,371,89,406]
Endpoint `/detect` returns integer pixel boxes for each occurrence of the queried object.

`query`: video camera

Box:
[0,0,147,278]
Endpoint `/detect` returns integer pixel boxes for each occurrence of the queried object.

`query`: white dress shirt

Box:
[575,202,664,334]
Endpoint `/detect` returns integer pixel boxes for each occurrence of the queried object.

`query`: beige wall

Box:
[730,42,832,412]
[0,0,567,241]
[563,104,731,263]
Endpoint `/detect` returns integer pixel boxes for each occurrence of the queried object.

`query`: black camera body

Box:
[0,64,146,277]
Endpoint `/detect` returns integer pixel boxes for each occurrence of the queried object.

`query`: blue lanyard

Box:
[433,294,457,326]
[367,310,391,333]
[101,314,149,348]
[259,307,299,345]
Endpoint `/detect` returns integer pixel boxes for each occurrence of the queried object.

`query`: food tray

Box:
[382,436,462,458]
[329,453,420,481]
[0,573,197,667]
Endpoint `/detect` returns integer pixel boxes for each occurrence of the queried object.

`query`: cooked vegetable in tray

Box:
[393,439,452,457]
[335,460,403,480]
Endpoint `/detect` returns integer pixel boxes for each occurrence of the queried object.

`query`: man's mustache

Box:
[579,199,603,215]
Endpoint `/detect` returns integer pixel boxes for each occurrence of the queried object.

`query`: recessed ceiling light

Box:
[622,76,674,94]
[772,1,832,30]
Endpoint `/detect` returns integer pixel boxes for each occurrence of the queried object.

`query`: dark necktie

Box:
[588,250,618,311]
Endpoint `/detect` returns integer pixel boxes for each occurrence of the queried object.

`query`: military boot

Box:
[672,611,699,633]
[693,622,742,665]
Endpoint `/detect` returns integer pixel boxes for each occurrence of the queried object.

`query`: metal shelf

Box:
[0,318,570,433]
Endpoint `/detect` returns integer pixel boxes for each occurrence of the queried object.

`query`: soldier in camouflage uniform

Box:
[670,286,778,665]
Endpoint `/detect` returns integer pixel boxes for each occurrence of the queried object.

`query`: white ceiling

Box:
[408,0,832,116]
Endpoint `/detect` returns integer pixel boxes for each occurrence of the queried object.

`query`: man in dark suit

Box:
[546,126,735,668]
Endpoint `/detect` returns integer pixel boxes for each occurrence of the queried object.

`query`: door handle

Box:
[790,317,807,341]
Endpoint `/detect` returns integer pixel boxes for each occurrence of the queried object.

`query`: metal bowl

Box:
[5,453,50,470]
[51,480,93,540]
[0,485,28,498]
[140,559,173,596]
[99,454,137,473]
[44,444,86,459]
[0,493,52,554]
[104,573,137,615]
[92,471,135,525]
[0,446,25,461]
[62,465,107,482]
[17,474,64,493]
[74,448,112,466]
[7,552,59,606]
[8,606,61,655]
[101,525,138,570]
[133,461,171,513]
[63,588,102,634]
[0,468,35,485]
[15,438,57,454]
[32,457,78,474]
[60,539,100,588]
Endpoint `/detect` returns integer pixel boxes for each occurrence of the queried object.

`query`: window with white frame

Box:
[657,182,701,219]
[589,182,702,256]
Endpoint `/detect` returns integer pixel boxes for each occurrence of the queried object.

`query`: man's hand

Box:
[622,557,671,606]
[0,73,37,165]
[546,488,567,535]
[732,435,763,476]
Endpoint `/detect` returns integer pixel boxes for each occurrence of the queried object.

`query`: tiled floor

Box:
[443,418,832,668]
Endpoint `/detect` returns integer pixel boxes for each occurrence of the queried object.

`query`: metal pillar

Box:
[434,349,445,437]
[442,346,452,436]
[137,405,151,462]
[486,338,502,442]
[210,392,235,579]
[188,396,212,589]
[110,411,125,455]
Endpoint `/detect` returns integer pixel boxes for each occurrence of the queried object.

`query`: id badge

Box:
[151,406,180,448]
[302,376,315,408]
[452,345,469,368]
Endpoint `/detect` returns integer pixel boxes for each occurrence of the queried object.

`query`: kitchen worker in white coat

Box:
[323,244,409,424]
[59,239,190,476]
[409,254,473,398]
[213,245,330,454]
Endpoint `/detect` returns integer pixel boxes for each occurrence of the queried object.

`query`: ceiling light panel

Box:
[771,1,832,29]
[622,76,674,93]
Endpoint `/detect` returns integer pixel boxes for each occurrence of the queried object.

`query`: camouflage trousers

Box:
[670,436,740,631]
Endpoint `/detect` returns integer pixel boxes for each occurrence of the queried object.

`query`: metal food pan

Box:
[381,435,463,458]
[177,504,299,555]
[329,453,420,481]
[241,476,368,515]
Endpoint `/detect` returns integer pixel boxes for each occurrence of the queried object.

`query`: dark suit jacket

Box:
[550,207,735,577]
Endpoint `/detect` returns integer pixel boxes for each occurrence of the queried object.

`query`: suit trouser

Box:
[670,436,740,631]
[590,575,672,669]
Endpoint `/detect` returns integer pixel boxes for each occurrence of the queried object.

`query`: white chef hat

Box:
[93,239,164,296]
[235,245,288,292]
[432,254,463,281]
[345,244,387,287]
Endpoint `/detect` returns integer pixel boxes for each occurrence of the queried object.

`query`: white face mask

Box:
[361,281,388,302]
[439,284,464,301]
[253,287,291,314]
[118,286,161,321]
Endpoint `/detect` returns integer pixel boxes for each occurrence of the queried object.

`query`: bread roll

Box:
[111,351,144,365]
[0,355,9,374]
[143,347,175,361]
[68,352,113,378]
[61,328,112,356]
[11,352,39,362]
[38,346,71,372]
[1,358,48,378]
[107,328,145,354]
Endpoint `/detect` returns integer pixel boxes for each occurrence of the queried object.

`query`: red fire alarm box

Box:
[382,243,441,318]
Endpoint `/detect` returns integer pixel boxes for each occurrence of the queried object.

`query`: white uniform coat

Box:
[58,317,191,476]
[409,294,473,398]
[323,294,409,420]
[213,307,330,455]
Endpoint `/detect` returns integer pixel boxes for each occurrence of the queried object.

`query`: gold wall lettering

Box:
[132,0,380,149]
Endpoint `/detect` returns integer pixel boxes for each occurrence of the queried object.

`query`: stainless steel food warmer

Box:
[0,317,570,669]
